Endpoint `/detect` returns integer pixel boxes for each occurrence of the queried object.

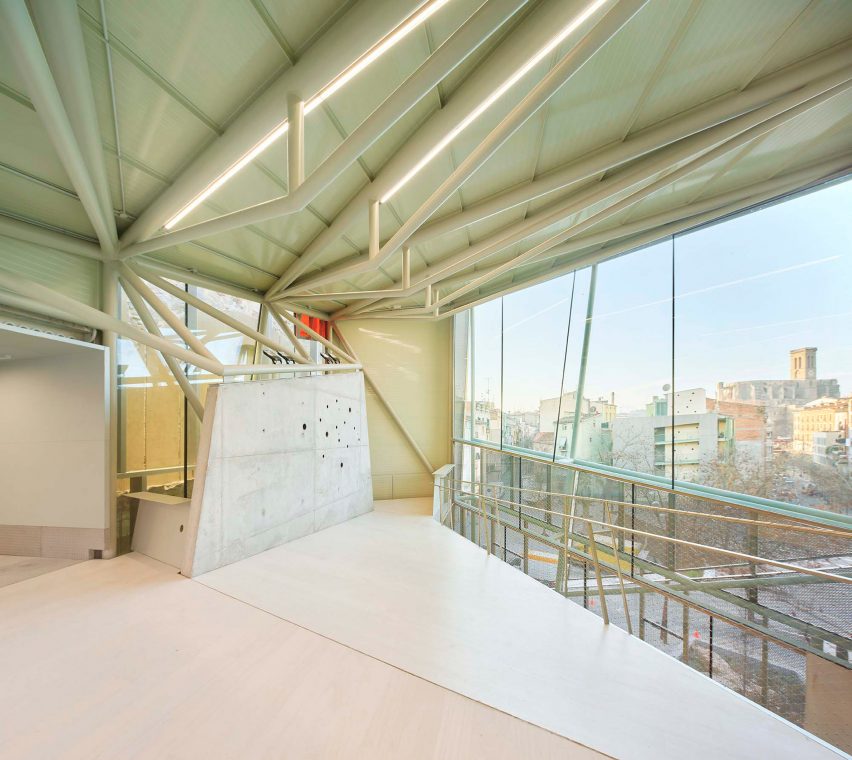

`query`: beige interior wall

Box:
[338,318,451,499]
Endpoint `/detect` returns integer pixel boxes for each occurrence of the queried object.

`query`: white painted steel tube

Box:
[119,0,426,246]
[0,265,225,374]
[0,0,117,254]
[289,0,647,293]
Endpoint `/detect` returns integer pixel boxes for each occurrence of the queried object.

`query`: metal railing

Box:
[436,440,852,728]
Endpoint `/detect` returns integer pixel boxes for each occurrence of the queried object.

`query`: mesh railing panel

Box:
[442,443,852,731]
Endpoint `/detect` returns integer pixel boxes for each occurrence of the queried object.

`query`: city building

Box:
[0,2,850,758]
[539,392,616,460]
[717,348,840,439]
[613,388,733,478]
[794,397,851,456]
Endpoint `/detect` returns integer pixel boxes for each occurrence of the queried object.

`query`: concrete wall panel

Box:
[184,371,372,576]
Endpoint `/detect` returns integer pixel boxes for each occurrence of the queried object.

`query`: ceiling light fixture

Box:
[380,0,608,203]
[163,0,453,231]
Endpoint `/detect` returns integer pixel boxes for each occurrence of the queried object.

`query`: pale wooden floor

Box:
[0,550,601,759]
[0,555,79,588]
[195,498,842,760]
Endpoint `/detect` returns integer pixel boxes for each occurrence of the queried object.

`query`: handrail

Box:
[434,470,852,670]
[454,437,852,530]
[118,464,195,479]
[444,484,852,585]
[449,477,852,537]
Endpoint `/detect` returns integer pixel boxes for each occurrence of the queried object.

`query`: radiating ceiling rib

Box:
[285,0,645,296]
[436,154,852,318]
[96,0,127,218]
[736,0,818,91]
[268,0,605,295]
[399,40,852,250]
[342,73,852,316]
[0,161,79,201]
[0,0,116,253]
[617,0,700,141]
[79,9,222,135]
[30,0,116,247]
[119,0,429,247]
[118,0,527,262]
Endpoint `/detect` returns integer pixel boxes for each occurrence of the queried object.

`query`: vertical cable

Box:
[553,272,577,463]
[670,235,676,490]
[182,283,189,498]
[499,296,504,450]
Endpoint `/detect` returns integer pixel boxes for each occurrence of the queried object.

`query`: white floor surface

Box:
[194,498,843,760]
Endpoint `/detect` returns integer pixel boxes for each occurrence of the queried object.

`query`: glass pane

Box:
[471,299,502,445]
[186,288,261,492]
[584,239,674,478]
[674,178,852,508]
[501,274,574,455]
[452,311,472,441]
[117,288,185,494]
[554,268,593,462]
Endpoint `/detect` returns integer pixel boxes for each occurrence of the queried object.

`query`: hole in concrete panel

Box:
[349,407,352,412]
[325,432,329,437]
[179,524,184,532]
[340,463,343,468]
[302,423,307,430]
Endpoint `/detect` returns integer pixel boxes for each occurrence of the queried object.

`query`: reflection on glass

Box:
[501,274,573,456]
[553,268,592,462]
[186,288,261,487]
[586,239,673,478]
[675,179,852,508]
[117,284,186,493]
[453,177,851,514]
[471,299,502,446]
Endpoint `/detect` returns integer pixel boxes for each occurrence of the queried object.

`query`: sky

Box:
[470,177,852,414]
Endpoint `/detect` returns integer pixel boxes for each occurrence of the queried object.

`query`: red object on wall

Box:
[296,314,328,340]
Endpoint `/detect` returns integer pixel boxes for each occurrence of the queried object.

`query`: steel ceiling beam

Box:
[268,0,614,294]
[0,263,224,373]
[0,214,102,260]
[290,0,647,294]
[429,155,852,318]
[428,81,852,310]
[407,39,852,246]
[120,277,206,419]
[28,0,117,251]
[0,0,118,255]
[331,68,852,315]
[119,0,431,248]
[118,0,527,259]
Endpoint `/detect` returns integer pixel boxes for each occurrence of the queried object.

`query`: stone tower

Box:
[790,347,817,380]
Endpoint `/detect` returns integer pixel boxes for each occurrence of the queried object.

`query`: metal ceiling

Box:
[0,0,850,322]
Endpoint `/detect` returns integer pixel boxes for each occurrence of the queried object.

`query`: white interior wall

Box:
[0,329,108,557]
[338,318,451,499]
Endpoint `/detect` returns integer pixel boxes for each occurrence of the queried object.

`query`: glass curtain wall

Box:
[117,281,263,502]
[453,177,852,513]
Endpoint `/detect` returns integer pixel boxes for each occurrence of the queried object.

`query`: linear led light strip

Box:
[379,0,609,202]
[164,0,453,230]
